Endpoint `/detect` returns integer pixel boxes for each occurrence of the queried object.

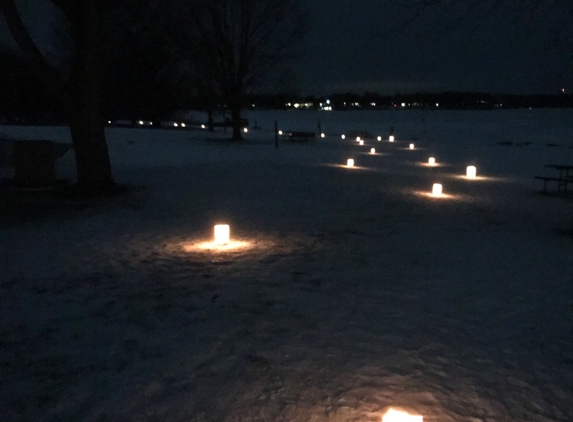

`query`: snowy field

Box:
[1,109,572,422]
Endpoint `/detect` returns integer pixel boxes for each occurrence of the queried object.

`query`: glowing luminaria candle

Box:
[370,148,376,154]
[201,124,206,129]
[278,130,283,135]
[214,224,230,245]
[466,165,477,178]
[139,120,144,125]
[382,408,423,422]
[428,157,436,165]
[389,135,395,142]
[409,143,415,149]
[341,134,346,139]
[181,123,186,127]
[432,183,443,197]
[321,133,326,138]
[359,140,364,145]
[244,128,248,133]
[174,123,178,127]
[377,136,382,141]
[347,159,355,168]
[356,136,361,142]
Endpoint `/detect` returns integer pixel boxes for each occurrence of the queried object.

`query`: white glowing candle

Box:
[382,408,423,422]
[466,166,477,178]
[409,143,415,150]
[389,135,395,142]
[370,148,376,154]
[428,157,436,165]
[181,123,186,127]
[278,130,283,135]
[377,136,382,141]
[356,136,361,142]
[244,128,248,133]
[201,124,206,129]
[139,120,144,125]
[174,123,178,127]
[321,133,326,138]
[214,224,230,245]
[432,183,443,197]
[359,140,364,145]
[347,159,355,168]
[341,134,346,139]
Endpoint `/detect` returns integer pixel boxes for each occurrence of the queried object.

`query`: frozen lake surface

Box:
[1,109,572,421]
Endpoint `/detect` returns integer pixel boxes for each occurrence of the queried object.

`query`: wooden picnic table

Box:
[545,164,573,192]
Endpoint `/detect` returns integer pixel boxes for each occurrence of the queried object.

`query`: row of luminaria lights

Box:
[208,135,477,248]
[269,132,396,142]
[232,128,399,144]
[343,135,394,143]
[193,123,401,143]
[106,121,190,127]
[198,124,249,133]
[344,135,478,197]
[345,159,478,196]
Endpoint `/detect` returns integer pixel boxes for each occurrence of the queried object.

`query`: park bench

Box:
[288,131,316,142]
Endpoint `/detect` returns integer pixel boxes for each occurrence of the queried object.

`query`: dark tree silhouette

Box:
[1,0,114,192]
[103,0,190,124]
[185,0,308,140]
[0,48,65,123]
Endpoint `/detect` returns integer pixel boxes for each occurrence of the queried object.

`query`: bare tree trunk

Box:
[68,0,114,190]
[207,108,215,132]
[68,96,113,189]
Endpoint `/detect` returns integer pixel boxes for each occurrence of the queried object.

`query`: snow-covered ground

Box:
[1,109,572,422]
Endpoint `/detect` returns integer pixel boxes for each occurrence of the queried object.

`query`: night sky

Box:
[0,0,571,95]
[294,0,571,95]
